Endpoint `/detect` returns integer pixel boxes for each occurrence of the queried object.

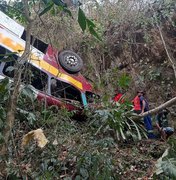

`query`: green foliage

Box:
[148,69,162,81]
[52,0,66,7]
[136,0,176,29]
[118,73,131,89]
[155,138,176,178]
[0,78,10,144]
[0,0,100,39]
[91,101,147,141]
[76,152,115,180]
[40,0,72,17]
[78,7,101,41]
[39,1,54,16]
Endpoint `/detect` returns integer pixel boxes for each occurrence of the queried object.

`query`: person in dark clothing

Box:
[156,109,174,140]
[138,90,155,139]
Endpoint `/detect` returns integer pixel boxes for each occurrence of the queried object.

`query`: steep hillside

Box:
[34,1,176,105]
[1,1,176,179]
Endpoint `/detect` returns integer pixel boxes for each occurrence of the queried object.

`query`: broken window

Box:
[23,64,48,91]
[3,60,48,92]
[86,91,100,103]
[2,54,18,78]
[21,30,48,53]
[3,61,15,78]
[50,77,82,103]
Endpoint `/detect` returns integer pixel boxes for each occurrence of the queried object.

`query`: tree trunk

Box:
[0,20,33,156]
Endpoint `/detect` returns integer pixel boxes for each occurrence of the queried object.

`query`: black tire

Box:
[0,46,6,60]
[58,50,83,73]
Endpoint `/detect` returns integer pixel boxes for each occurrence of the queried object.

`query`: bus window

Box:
[24,64,48,92]
[21,30,48,53]
[0,45,6,61]
[2,54,18,78]
[3,60,48,92]
[50,77,82,103]
[86,91,100,103]
[3,61,15,78]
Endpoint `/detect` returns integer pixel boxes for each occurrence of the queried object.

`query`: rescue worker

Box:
[156,109,174,140]
[138,90,155,139]
[132,91,141,114]
[113,88,125,103]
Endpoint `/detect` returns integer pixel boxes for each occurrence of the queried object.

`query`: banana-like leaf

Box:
[78,8,86,32]
[119,127,126,140]
[124,120,132,130]
[128,117,142,140]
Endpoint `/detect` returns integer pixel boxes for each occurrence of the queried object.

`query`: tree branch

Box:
[136,97,176,118]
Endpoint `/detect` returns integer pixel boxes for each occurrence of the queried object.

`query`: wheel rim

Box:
[64,55,79,67]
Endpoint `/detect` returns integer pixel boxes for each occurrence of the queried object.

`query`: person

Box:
[156,109,174,140]
[132,92,141,114]
[137,90,155,139]
[113,89,125,103]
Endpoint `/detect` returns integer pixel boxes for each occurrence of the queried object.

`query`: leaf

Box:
[52,0,67,7]
[88,26,101,41]
[41,0,51,5]
[63,8,72,17]
[119,127,126,140]
[17,108,36,125]
[75,175,81,180]
[86,19,96,28]
[0,57,15,62]
[156,148,176,177]
[78,8,87,32]
[39,2,54,16]
[22,129,48,148]
[80,168,89,178]
[21,85,35,100]
[128,117,142,140]
[5,66,15,73]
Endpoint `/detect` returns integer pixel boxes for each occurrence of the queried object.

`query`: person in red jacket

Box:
[132,91,142,114]
[113,89,125,103]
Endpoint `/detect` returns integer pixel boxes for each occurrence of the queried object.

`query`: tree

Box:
[0,0,100,155]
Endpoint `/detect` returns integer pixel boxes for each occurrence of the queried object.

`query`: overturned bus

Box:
[0,11,96,111]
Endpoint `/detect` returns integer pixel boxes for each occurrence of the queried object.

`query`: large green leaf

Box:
[39,2,54,16]
[21,85,35,100]
[86,19,96,28]
[52,0,67,7]
[78,8,86,32]
[128,117,142,140]
[88,26,101,41]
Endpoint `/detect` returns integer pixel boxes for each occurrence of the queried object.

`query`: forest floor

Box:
[0,109,175,179]
[113,138,168,179]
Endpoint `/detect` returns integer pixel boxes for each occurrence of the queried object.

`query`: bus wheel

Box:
[0,46,6,60]
[58,50,83,73]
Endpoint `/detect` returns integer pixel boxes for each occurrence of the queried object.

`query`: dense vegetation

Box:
[0,0,176,179]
